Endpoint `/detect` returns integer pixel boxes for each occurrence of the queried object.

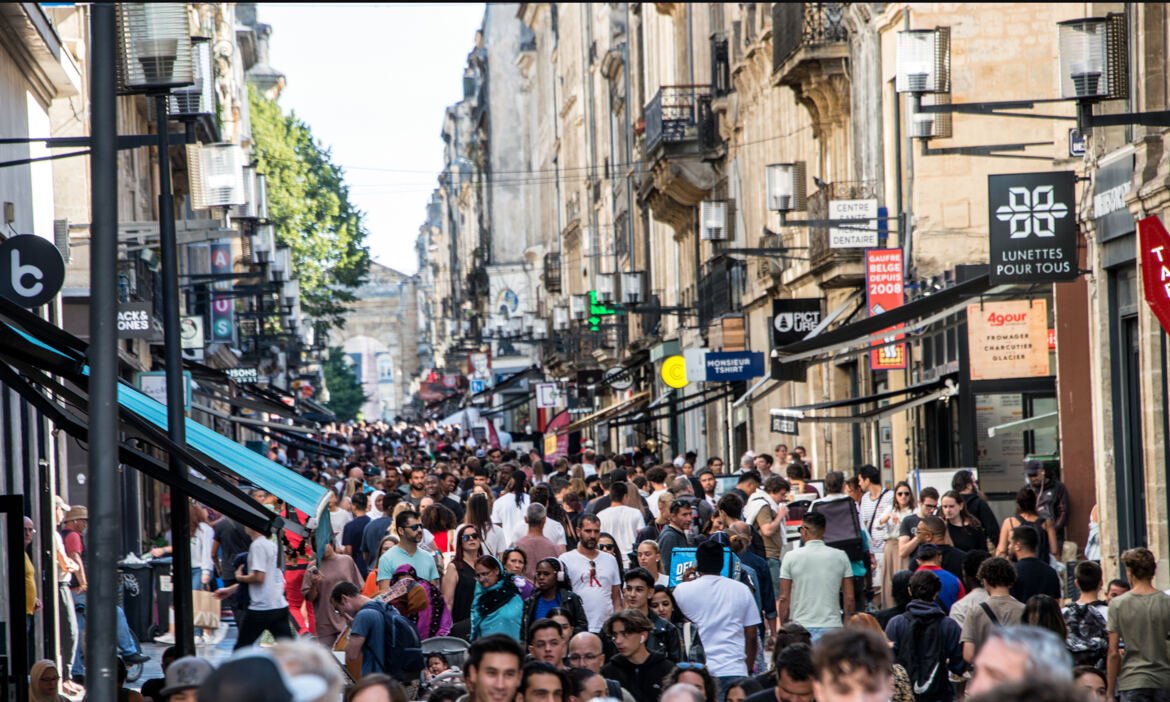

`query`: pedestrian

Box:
[673,541,762,692]
[1024,460,1069,552]
[966,626,1073,696]
[951,470,999,546]
[656,500,694,577]
[600,609,675,702]
[947,550,992,628]
[471,554,524,641]
[1062,560,1109,668]
[877,483,915,609]
[463,634,524,702]
[621,568,683,662]
[636,540,671,586]
[527,619,569,668]
[1106,547,1170,701]
[465,491,510,557]
[598,482,646,559]
[1007,525,1061,603]
[960,557,1026,663]
[376,509,439,589]
[909,545,965,612]
[907,517,965,581]
[215,523,297,649]
[559,515,623,633]
[778,512,854,642]
[440,523,483,638]
[938,490,989,554]
[995,486,1058,562]
[301,542,362,647]
[895,488,939,561]
[29,660,69,702]
[211,515,252,626]
[346,674,407,702]
[743,642,815,702]
[521,557,589,643]
[810,628,895,702]
[884,571,966,701]
[157,656,214,702]
[513,504,562,580]
[51,496,82,695]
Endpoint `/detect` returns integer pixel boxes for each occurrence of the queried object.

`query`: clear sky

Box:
[259,3,487,276]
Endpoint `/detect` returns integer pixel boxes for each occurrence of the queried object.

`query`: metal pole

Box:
[154,92,195,657]
[87,6,120,702]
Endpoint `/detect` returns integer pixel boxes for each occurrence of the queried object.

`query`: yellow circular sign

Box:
[661,355,688,388]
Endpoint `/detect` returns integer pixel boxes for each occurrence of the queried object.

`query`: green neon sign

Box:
[589,291,617,330]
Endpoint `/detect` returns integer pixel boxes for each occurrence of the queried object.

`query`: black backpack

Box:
[895,608,951,702]
[810,497,866,563]
[361,600,425,681]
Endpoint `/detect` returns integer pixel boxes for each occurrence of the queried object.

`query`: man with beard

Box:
[600,609,674,702]
[559,516,622,632]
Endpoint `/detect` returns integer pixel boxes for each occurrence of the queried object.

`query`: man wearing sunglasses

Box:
[376,510,438,589]
[897,487,940,559]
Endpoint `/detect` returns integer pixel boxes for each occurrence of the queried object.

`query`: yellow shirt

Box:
[25,553,36,615]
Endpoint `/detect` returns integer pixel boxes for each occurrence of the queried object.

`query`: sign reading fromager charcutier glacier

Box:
[988,171,1078,285]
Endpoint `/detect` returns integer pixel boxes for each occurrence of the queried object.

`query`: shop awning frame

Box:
[463,365,542,406]
[770,380,958,424]
[986,411,1058,437]
[564,391,651,433]
[608,384,738,428]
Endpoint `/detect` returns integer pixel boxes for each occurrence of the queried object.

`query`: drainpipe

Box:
[902,10,915,281]
[584,4,599,290]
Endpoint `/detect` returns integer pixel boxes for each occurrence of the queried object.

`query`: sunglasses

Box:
[598,543,616,551]
[461,533,480,541]
[676,663,706,671]
[405,524,423,531]
[896,491,910,496]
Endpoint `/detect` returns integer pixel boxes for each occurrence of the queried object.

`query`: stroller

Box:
[418,636,470,697]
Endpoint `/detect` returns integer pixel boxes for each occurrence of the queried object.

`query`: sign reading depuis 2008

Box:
[988,171,1078,284]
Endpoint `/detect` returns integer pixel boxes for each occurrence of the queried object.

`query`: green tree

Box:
[322,347,367,422]
[248,86,371,326]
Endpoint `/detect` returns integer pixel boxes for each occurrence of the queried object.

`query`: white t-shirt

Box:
[509,518,567,548]
[860,489,894,553]
[481,524,510,558]
[647,489,669,518]
[246,536,288,611]
[492,493,532,536]
[559,549,621,632]
[673,574,762,677]
[330,509,354,548]
[598,505,645,558]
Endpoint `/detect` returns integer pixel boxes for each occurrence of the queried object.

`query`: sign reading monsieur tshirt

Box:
[988,171,1077,284]
[702,351,765,382]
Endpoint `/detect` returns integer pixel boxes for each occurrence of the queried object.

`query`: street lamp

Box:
[115,3,193,90]
[699,200,729,241]
[570,294,589,321]
[895,29,941,94]
[621,271,645,305]
[765,163,806,213]
[595,273,615,303]
[553,305,570,331]
[1057,18,1111,99]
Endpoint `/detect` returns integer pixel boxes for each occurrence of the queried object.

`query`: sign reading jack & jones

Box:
[988,171,1077,285]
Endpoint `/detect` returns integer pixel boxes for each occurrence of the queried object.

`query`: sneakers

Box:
[123,652,151,665]
[209,623,230,645]
[153,632,175,644]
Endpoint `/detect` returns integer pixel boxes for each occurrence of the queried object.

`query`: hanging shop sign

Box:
[770,414,799,435]
[661,355,688,388]
[117,301,159,340]
[209,241,234,342]
[966,299,1050,380]
[137,370,192,410]
[0,234,65,308]
[772,298,823,345]
[180,315,204,349]
[535,382,561,409]
[829,199,879,248]
[1138,215,1170,335]
[1095,153,1136,239]
[865,249,906,370]
[223,366,259,384]
[603,365,634,391]
[987,171,1077,284]
[702,351,765,382]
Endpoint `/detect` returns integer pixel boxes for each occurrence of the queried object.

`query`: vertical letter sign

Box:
[1139,216,1170,334]
[210,241,234,342]
[866,249,906,370]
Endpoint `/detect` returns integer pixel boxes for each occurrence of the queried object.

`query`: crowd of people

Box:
[32,421,1170,702]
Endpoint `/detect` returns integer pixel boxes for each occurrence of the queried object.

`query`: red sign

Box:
[866,249,906,370]
[1139,215,1170,334]
[1047,328,1056,350]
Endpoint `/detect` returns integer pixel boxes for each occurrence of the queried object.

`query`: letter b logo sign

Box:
[0,235,65,308]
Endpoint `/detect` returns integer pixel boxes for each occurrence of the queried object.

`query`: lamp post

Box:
[115,2,198,658]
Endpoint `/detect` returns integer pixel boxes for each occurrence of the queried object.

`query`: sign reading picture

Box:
[988,171,1078,285]
[965,299,1050,380]
[865,249,905,370]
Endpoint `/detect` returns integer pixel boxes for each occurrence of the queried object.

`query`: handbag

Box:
[192,589,221,629]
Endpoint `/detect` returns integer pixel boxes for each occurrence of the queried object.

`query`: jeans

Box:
[1120,690,1170,702]
[806,626,838,644]
[766,557,782,598]
[58,583,77,679]
[73,591,141,677]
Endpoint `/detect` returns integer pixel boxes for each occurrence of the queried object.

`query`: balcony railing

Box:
[544,252,562,293]
[697,257,746,328]
[808,180,878,267]
[644,85,716,153]
[772,3,849,74]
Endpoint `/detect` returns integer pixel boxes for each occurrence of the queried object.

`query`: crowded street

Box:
[3,3,1170,702]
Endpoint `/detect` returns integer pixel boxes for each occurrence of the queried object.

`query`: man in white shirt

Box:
[598,482,646,559]
[559,515,623,632]
[215,524,296,649]
[673,541,761,692]
[581,449,598,478]
[645,467,671,519]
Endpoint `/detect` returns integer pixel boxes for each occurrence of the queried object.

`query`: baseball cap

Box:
[54,495,70,512]
[161,656,215,697]
[197,649,327,702]
[1024,460,1043,476]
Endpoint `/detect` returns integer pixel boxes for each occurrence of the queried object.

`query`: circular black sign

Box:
[0,235,65,308]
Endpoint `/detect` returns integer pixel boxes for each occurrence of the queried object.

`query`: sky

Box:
[259,3,487,276]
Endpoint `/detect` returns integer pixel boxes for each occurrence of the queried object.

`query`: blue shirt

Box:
[351,604,387,676]
[533,592,562,622]
[377,545,439,582]
[917,565,965,612]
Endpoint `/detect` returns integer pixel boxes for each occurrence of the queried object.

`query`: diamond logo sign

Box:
[988,171,1078,284]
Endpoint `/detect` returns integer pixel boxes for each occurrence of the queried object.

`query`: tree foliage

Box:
[248,86,370,326]
[322,346,367,422]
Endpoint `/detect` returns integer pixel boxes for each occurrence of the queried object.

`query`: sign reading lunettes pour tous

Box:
[0,235,65,308]
[1138,215,1170,335]
[988,171,1077,284]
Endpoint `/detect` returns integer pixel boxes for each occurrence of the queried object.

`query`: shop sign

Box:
[0,234,65,308]
[1093,155,1135,233]
[209,241,234,342]
[702,351,764,382]
[770,414,799,435]
[866,249,906,370]
[224,367,259,384]
[966,300,1050,380]
[1139,215,1170,335]
[772,298,822,346]
[137,370,192,410]
[180,316,204,349]
[117,302,158,339]
[829,199,878,248]
[661,355,688,388]
[603,365,634,391]
[535,382,560,408]
[987,171,1077,284]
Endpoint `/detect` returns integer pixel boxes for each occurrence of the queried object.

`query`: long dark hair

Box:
[892,480,916,511]
[507,471,527,507]
[454,523,483,565]
[465,492,493,538]
[941,490,980,529]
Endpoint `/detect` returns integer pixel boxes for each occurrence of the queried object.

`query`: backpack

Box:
[1062,602,1108,667]
[895,608,951,702]
[810,497,866,563]
[361,600,425,681]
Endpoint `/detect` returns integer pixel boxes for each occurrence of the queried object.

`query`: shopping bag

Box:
[192,589,221,629]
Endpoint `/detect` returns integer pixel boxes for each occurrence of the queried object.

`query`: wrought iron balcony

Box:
[772,3,849,74]
[643,85,716,153]
[697,257,746,328]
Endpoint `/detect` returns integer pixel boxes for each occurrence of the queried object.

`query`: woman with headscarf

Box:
[29,660,69,702]
[391,564,452,640]
[470,554,523,641]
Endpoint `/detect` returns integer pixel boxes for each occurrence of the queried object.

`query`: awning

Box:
[298,397,337,424]
[565,391,650,433]
[987,411,1058,438]
[0,300,329,522]
[608,385,737,428]
[463,365,541,405]
[771,379,958,424]
[775,274,996,366]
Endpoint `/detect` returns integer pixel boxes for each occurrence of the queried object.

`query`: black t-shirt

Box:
[947,522,988,553]
[211,518,250,582]
[1011,556,1062,602]
[899,514,923,539]
[439,496,465,521]
[342,515,371,577]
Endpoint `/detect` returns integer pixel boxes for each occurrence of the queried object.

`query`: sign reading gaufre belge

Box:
[988,171,1078,285]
